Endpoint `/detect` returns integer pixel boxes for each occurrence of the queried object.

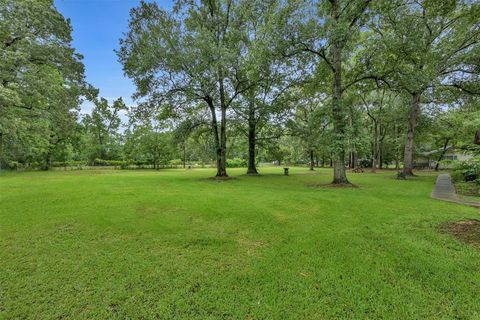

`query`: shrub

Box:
[453,158,480,182]
[7,161,23,170]
[170,159,183,166]
[51,160,87,167]
[226,158,246,168]
[93,159,127,167]
[450,170,464,183]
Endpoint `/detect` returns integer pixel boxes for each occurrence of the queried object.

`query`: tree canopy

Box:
[1,0,479,183]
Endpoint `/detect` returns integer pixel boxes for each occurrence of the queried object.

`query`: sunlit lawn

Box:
[1,167,479,319]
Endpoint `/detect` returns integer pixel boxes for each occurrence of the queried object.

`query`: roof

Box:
[420,146,454,156]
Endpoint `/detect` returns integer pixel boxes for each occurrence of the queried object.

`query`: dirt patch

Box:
[203,176,238,182]
[306,182,358,189]
[440,220,480,247]
[294,171,325,176]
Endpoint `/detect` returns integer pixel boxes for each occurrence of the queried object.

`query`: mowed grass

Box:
[1,167,479,319]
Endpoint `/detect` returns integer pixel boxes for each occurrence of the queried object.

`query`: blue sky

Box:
[54,0,172,115]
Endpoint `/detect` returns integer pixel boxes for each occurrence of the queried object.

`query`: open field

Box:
[1,168,479,319]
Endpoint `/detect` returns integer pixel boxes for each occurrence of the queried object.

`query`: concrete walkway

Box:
[431,174,480,208]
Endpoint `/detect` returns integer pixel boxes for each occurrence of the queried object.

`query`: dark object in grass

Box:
[441,220,480,247]
[396,172,407,180]
[284,167,289,175]
[352,167,364,173]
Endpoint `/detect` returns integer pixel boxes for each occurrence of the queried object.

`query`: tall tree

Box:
[82,97,127,161]
[373,0,480,177]
[0,0,85,169]
[230,0,300,175]
[118,0,251,178]
[282,0,378,184]
[360,89,400,172]
[288,91,329,171]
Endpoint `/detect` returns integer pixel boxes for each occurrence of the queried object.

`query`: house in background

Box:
[413,146,473,170]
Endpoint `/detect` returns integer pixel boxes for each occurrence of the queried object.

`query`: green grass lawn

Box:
[1,167,479,319]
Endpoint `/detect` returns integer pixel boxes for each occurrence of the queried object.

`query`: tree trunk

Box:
[371,119,378,173]
[378,125,386,170]
[217,77,228,178]
[0,132,3,171]
[330,18,349,184]
[207,101,224,177]
[394,123,400,170]
[183,142,186,169]
[247,98,258,175]
[434,138,450,171]
[378,148,383,169]
[309,149,315,171]
[401,92,421,178]
[43,146,53,171]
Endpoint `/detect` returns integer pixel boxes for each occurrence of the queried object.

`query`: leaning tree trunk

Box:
[401,92,421,178]
[434,138,450,171]
[309,149,315,171]
[247,98,258,175]
[331,33,349,184]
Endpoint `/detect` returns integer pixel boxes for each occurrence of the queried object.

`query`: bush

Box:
[226,158,246,168]
[453,158,480,182]
[93,159,126,167]
[52,160,87,167]
[450,170,464,183]
[7,161,23,170]
[170,159,183,166]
